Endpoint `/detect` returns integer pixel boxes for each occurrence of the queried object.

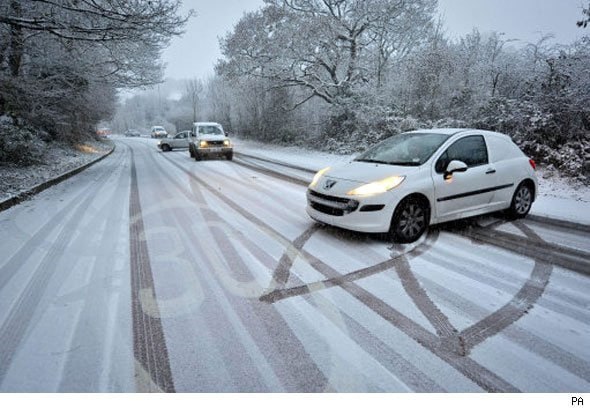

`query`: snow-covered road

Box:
[0,137,589,392]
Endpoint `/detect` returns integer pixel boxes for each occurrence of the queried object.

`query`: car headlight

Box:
[199,140,208,148]
[223,139,231,146]
[346,176,405,197]
[309,167,331,188]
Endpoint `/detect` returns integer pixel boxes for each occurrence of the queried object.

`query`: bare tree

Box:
[185,78,204,123]
[218,0,436,108]
[578,1,590,27]
[0,0,192,145]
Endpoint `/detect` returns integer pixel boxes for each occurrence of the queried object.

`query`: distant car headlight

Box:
[309,167,331,188]
[223,139,231,147]
[199,140,208,148]
[346,176,405,197]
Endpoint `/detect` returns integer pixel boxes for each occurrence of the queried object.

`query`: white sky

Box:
[162,0,588,80]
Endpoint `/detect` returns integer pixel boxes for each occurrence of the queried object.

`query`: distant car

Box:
[188,122,233,161]
[157,130,191,152]
[307,128,538,243]
[124,129,141,137]
[151,126,168,139]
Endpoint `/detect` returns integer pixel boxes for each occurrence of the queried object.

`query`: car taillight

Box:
[529,159,536,170]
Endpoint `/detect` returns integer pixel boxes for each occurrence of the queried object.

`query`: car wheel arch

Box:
[506,179,536,219]
[519,178,536,201]
[389,193,432,243]
[394,193,432,222]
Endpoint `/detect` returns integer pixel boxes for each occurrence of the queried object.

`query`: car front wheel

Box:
[507,182,533,219]
[389,197,429,243]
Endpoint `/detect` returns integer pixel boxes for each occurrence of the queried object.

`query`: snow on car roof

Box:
[194,122,222,126]
[405,128,473,135]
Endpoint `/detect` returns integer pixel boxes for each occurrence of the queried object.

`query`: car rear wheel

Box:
[161,144,171,152]
[506,182,533,219]
[389,197,429,243]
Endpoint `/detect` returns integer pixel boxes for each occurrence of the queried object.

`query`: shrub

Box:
[0,118,46,165]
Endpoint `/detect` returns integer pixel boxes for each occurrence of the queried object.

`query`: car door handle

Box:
[485,169,496,174]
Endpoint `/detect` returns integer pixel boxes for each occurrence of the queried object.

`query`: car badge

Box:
[323,179,337,190]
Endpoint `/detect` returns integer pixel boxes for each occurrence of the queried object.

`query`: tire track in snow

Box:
[0,146,127,386]
[0,145,127,292]
[145,144,328,391]
[159,151,518,392]
[128,148,175,393]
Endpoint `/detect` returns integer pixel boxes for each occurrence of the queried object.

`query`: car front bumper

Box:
[196,146,233,155]
[305,188,398,233]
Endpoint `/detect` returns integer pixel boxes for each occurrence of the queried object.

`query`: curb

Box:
[0,143,116,213]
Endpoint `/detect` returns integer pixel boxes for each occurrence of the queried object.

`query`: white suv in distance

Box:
[188,122,233,161]
[307,128,538,243]
[151,126,168,139]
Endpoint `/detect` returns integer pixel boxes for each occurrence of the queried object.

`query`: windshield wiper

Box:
[387,161,421,166]
[355,159,391,165]
[356,159,421,166]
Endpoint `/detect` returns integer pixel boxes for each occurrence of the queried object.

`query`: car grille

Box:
[307,190,359,217]
[204,140,224,147]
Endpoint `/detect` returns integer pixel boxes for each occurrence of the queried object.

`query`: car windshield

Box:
[355,132,453,166]
[198,125,223,135]
[154,127,164,131]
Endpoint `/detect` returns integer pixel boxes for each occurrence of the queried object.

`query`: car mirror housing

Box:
[444,160,468,180]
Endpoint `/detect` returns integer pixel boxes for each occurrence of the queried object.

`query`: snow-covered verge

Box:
[233,137,590,225]
[0,138,114,202]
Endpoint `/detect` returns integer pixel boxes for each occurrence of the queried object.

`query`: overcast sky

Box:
[162,0,588,80]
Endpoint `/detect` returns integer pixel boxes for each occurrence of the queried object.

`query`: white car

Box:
[306,128,538,243]
[151,126,168,139]
[188,122,233,161]
[157,130,191,151]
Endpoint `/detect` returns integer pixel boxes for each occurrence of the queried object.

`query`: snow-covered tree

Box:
[0,0,191,149]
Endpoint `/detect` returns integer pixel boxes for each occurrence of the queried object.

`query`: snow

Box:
[233,137,590,225]
[0,139,114,202]
[531,169,590,224]
[0,138,588,392]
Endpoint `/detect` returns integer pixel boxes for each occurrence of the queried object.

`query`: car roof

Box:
[405,128,474,135]
[194,122,222,126]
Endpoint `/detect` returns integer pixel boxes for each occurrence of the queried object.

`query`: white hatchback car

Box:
[306,129,538,243]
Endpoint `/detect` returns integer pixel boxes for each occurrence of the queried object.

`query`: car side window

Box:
[435,135,488,173]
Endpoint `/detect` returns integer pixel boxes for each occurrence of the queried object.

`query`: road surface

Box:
[0,138,589,392]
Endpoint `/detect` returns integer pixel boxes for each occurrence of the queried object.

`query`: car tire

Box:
[161,144,171,152]
[226,152,233,161]
[194,152,202,161]
[506,181,533,219]
[189,145,194,158]
[389,197,429,243]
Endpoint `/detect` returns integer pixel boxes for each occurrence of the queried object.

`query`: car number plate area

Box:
[209,147,222,153]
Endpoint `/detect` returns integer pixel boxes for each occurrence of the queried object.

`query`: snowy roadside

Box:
[233,137,590,225]
[0,138,114,203]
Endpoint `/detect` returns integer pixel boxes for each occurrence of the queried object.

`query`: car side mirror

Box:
[225,131,229,136]
[444,160,468,180]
